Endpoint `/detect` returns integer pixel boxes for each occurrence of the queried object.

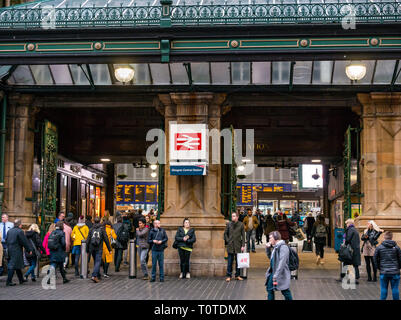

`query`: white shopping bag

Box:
[237,252,250,269]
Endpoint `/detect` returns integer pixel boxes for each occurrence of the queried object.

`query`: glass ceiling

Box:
[2,60,401,87]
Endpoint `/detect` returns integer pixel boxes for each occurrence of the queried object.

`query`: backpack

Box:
[315,224,327,238]
[91,229,102,247]
[117,224,130,244]
[47,231,61,251]
[279,244,299,271]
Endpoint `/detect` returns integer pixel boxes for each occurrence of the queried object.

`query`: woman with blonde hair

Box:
[361,220,383,282]
[24,223,46,281]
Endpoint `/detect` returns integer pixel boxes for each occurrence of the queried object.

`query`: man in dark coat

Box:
[224,212,245,282]
[255,209,265,245]
[148,220,168,282]
[344,219,361,283]
[373,231,401,300]
[87,216,111,283]
[48,221,70,284]
[5,219,33,286]
[112,215,129,272]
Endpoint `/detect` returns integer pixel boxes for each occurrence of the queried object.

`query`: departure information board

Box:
[116,184,124,202]
[116,182,158,204]
[236,183,292,206]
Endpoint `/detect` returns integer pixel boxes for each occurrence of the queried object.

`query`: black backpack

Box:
[91,229,102,247]
[47,231,61,251]
[117,224,130,244]
[279,244,299,271]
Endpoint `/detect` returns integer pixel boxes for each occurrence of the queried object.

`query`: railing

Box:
[0,1,401,29]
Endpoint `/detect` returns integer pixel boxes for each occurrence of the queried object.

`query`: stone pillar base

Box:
[164,259,227,277]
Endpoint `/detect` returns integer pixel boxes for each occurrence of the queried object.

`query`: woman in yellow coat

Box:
[102,219,117,278]
[71,216,90,277]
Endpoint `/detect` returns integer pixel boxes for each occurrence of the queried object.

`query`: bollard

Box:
[128,239,137,279]
[80,240,88,279]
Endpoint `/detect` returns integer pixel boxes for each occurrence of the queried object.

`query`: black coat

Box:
[345,225,361,266]
[311,223,329,245]
[25,230,46,260]
[361,229,382,247]
[374,240,401,275]
[87,224,111,253]
[147,227,168,252]
[255,214,265,230]
[113,222,128,250]
[6,227,32,270]
[49,229,66,263]
[174,227,196,249]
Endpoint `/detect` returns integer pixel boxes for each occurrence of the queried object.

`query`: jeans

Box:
[380,274,400,300]
[178,248,191,276]
[24,258,37,279]
[226,253,240,278]
[91,249,103,278]
[74,251,81,275]
[151,250,164,281]
[138,247,149,277]
[315,243,325,258]
[50,261,67,280]
[266,274,293,300]
[256,227,263,243]
[114,248,123,271]
[0,244,7,275]
[246,229,256,251]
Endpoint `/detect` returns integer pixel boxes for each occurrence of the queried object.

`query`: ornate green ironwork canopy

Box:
[1,0,401,29]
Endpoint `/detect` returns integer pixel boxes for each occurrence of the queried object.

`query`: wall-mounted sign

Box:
[170,162,207,176]
[169,123,208,161]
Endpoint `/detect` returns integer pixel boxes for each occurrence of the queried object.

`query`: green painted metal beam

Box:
[0,93,6,216]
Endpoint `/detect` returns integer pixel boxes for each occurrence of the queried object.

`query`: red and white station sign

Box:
[169,123,208,161]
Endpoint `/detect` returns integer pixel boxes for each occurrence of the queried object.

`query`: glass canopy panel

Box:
[211,63,230,84]
[11,65,35,85]
[292,61,312,84]
[312,61,333,84]
[131,64,151,84]
[191,63,210,84]
[395,61,401,84]
[231,62,250,85]
[7,75,16,85]
[170,63,189,85]
[149,63,170,85]
[30,65,54,85]
[49,65,73,85]
[354,60,375,84]
[272,61,291,84]
[89,64,112,85]
[373,60,397,84]
[332,61,351,85]
[252,62,271,85]
[0,65,12,79]
[69,64,90,85]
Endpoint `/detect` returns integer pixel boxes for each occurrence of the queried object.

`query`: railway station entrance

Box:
[1,0,401,276]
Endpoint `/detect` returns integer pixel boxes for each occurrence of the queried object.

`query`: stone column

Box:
[3,94,36,226]
[155,92,230,277]
[356,93,401,243]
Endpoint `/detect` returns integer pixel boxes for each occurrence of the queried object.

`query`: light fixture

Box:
[292,180,297,185]
[242,159,251,163]
[312,169,320,180]
[150,164,158,170]
[114,64,135,83]
[100,158,111,162]
[311,159,321,163]
[151,172,157,178]
[345,62,367,81]
[237,165,245,172]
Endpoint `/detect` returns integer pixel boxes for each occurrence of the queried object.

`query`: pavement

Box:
[0,240,395,300]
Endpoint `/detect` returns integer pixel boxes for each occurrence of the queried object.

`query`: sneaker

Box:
[124,261,129,265]
[186,273,190,279]
[252,250,256,253]
[179,273,183,279]
[143,275,149,280]
[225,277,231,282]
[63,278,70,284]
[103,274,110,279]
[235,276,244,281]
[6,282,16,286]
[150,279,155,282]
[31,278,36,282]
[316,256,321,265]
[160,279,164,282]
[115,269,119,272]
[320,259,325,265]
[91,277,99,283]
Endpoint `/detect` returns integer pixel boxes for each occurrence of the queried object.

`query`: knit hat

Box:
[78,215,85,224]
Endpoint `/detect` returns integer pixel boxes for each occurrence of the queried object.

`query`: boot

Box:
[320,258,325,265]
[367,273,372,282]
[372,272,377,282]
[316,256,321,265]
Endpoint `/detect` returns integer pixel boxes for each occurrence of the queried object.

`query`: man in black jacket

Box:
[87,217,111,283]
[148,220,168,282]
[5,219,32,286]
[113,215,129,272]
[374,231,401,300]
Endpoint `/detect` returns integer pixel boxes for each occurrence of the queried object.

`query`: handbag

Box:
[295,228,306,241]
[338,243,354,264]
[302,240,313,252]
[172,240,178,249]
[237,252,250,268]
[287,221,297,236]
[110,235,117,248]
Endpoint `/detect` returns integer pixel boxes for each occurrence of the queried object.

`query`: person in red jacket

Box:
[276,213,296,243]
